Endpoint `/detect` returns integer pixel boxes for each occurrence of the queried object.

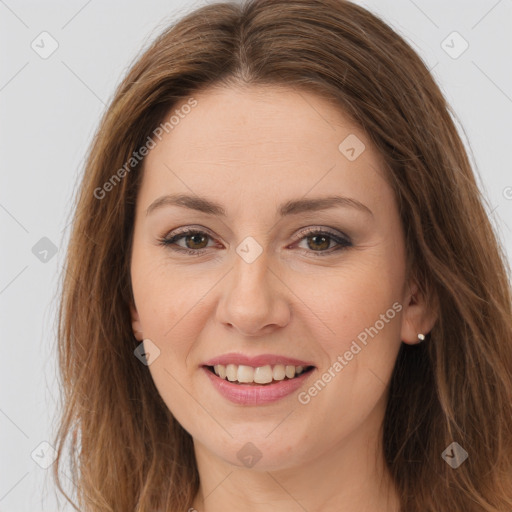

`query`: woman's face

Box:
[130,85,429,471]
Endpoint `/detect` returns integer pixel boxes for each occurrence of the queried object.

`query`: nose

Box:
[215,248,291,337]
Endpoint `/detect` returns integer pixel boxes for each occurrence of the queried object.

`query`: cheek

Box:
[131,248,212,339]
[290,254,403,412]
[130,258,210,425]
[291,258,402,346]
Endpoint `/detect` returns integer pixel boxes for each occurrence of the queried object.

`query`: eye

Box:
[157,226,352,257]
[291,227,352,257]
[157,227,217,256]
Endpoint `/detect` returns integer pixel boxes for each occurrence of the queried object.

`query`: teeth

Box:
[285,365,296,379]
[272,364,286,381]
[237,365,254,383]
[214,364,226,379]
[226,364,237,381]
[210,363,309,384]
[254,365,273,384]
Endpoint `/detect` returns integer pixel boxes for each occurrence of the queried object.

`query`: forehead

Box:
[139,85,392,219]
[156,85,364,161]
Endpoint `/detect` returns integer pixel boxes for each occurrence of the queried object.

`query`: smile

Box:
[202,364,316,405]
[207,363,314,384]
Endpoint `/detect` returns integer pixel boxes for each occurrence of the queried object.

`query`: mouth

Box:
[203,363,316,386]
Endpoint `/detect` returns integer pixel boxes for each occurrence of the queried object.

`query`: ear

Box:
[400,278,438,345]
[130,302,144,341]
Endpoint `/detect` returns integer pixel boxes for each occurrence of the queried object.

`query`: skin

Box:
[130,85,437,511]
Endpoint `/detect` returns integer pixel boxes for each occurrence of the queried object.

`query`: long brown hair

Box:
[53,0,512,510]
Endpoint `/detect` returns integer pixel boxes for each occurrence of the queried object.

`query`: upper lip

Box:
[202,353,315,368]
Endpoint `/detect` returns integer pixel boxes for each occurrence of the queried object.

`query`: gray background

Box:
[1,0,511,510]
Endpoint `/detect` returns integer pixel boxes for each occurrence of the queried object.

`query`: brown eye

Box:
[294,228,352,257]
[159,227,351,257]
[182,232,209,250]
[159,229,215,255]
[305,234,331,251]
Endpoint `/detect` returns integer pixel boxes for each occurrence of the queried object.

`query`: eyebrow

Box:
[146,193,373,217]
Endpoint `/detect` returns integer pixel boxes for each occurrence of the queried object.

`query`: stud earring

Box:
[417,333,425,342]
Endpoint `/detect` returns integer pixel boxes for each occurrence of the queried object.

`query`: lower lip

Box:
[202,366,314,405]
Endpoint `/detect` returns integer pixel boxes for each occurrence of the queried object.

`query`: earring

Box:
[417,333,425,342]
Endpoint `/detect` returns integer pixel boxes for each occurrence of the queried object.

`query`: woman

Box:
[53,0,512,510]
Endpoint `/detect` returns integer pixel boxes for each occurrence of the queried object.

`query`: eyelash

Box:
[157,226,352,257]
